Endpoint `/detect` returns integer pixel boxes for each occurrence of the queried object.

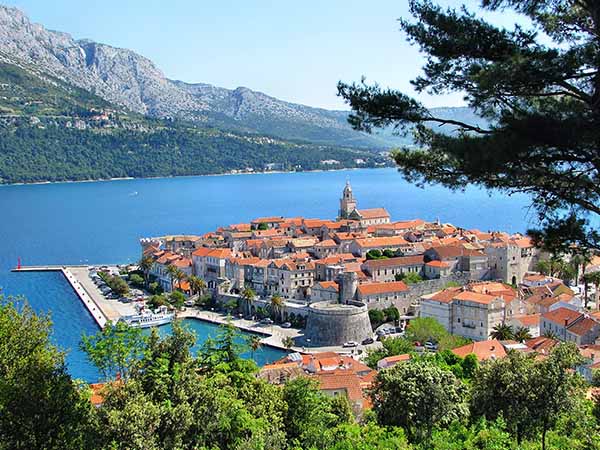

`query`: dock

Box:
[12,265,128,328]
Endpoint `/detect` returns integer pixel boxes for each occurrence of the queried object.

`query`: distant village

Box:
[139,181,600,413]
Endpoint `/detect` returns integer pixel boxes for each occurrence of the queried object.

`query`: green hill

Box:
[0,61,390,184]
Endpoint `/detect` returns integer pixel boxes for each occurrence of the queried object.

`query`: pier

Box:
[12,265,123,328]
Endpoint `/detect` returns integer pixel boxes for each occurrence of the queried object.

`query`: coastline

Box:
[178,309,300,353]
[0,166,390,188]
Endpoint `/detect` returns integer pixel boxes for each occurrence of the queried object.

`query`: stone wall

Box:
[216,293,309,318]
[404,272,472,302]
[303,300,372,347]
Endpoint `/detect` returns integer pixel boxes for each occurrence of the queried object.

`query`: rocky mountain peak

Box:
[0,4,478,148]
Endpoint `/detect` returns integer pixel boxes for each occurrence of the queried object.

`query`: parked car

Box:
[184,300,195,307]
[260,318,274,325]
[361,337,374,345]
[385,328,395,335]
[119,297,132,303]
[281,322,292,328]
[424,341,438,351]
[375,329,386,336]
[342,341,358,348]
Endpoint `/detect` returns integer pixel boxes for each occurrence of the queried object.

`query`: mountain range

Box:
[0,5,480,183]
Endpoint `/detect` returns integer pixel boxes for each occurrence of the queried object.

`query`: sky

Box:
[3,0,524,110]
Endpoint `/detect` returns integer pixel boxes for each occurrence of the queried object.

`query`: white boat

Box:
[120,305,174,328]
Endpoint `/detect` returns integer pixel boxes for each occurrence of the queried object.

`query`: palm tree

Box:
[248,335,262,359]
[188,275,206,297]
[173,269,187,292]
[490,323,514,341]
[138,255,154,287]
[513,326,532,343]
[241,287,256,316]
[269,294,284,322]
[282,336,294,351]
[542,329,558,340]
[165,264,179,292]
[583,271,600,310]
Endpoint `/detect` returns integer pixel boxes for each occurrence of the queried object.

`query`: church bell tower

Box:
[338,180,357,220]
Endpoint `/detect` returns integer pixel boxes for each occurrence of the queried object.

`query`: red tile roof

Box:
[567,317,599,337]
[314,239,338,248]
[354,236,408,248]
[252,216,285,223]
[525,336,559,354]
[511,314,541,327]
[357,281,409,296]
[512,237,535,248]
[426,287,462,303]
[314,281,339,291]
[303,219,331,228]
[452,340,507,361]
[453,290,498,305]
[314,371,367,403]
[541,307,582,326]
[430,244,485,258]
[192,247,213,257]
[377,219,425,230]
[171,257,192,268]
[425,260,450,268]
[363,255,424,269]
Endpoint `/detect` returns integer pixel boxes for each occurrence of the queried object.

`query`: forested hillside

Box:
[0,61,388,184]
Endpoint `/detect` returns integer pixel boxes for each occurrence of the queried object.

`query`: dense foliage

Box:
[0,124,386,184]
[338,0,600,251]
[1,297,599,449]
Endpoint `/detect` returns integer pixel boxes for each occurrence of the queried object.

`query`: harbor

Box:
[12,264,141,328]
[11,263,374,355]
[11,263,309,353]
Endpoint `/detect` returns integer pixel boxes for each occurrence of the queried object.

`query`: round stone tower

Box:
[303,300,372,347]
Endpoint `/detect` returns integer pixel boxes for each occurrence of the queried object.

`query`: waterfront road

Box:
[177,308,381,357]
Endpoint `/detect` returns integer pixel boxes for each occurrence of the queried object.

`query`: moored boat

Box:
[119,305,174,328]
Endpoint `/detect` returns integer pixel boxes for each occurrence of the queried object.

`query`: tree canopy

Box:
[1,297,600,449]
[338,0,600,250]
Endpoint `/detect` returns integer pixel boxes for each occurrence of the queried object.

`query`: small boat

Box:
[119,305,174,328]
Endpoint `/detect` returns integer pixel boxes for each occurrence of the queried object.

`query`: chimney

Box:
[491,345,495,351]
[564,319,569,326]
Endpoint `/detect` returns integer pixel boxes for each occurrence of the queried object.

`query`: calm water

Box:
[0,168,538,380]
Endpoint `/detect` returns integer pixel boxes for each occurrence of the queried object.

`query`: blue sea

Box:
[0,168,539,381]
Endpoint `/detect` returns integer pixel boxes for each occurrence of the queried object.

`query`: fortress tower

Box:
[338,180,357,220]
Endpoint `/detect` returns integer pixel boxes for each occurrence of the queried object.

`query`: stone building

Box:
[356,281,411,313]
[540,308,600,345]
[361,255,424,282]
[484,237,541,285]
[420,284,508,341]
[337,181,391,226]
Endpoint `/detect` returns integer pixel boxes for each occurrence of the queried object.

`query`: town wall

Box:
[405,272,472,302]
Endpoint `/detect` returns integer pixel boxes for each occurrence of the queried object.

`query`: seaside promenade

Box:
[177,308,380,355]
[13,265,379,356]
